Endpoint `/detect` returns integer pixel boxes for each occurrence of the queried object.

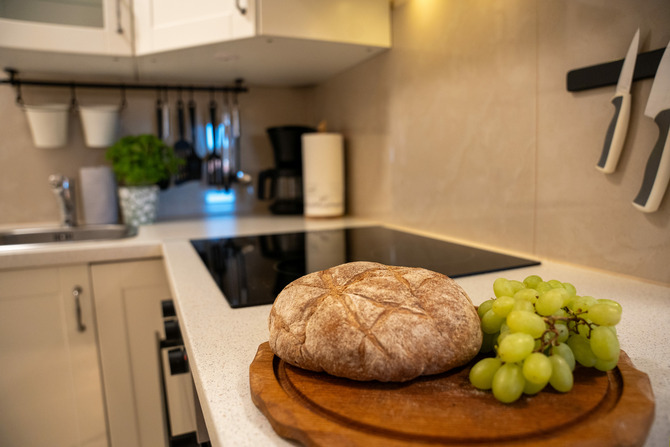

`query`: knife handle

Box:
[596,93,631,174]
[633,109,670,213]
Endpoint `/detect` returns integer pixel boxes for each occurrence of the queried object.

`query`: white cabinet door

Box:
[0,265,107,447]
[0,0,133,56]
[134,0,255,55]
[91,259,196,447]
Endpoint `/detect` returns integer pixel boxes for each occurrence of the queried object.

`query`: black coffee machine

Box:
[258,126,315,214]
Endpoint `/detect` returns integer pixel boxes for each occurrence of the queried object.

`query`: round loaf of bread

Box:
[268,261,482,382]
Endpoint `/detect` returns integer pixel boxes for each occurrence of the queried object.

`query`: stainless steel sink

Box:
[0,224,138,246]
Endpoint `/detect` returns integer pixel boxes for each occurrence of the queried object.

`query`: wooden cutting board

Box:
[249,342,654,446]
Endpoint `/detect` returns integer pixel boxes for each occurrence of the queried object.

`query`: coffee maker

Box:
[258,126,315,214]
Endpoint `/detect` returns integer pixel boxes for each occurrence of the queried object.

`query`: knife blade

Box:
[633,39,670,213]
[596,28,640,174]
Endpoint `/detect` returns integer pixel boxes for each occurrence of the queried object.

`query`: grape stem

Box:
[537,309,594,353]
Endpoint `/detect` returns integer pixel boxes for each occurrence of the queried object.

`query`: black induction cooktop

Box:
[190,225,539,308]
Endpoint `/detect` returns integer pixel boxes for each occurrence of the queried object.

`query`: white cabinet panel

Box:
[0,265,107,447]
[91,259,196,447]
[0,0,132,56]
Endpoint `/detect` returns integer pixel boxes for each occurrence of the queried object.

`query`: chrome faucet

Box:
[49,174,77,227]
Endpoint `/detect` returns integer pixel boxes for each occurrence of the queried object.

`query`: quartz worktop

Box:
[1,215,668,446]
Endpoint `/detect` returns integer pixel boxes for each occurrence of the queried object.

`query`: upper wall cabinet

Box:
[0,0,136,78]
[0,0,391,86]
[135,0,391,86]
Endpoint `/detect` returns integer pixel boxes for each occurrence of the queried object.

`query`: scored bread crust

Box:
[268,261,482,382]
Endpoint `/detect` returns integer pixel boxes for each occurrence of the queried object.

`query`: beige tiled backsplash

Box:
[1,0,669,284]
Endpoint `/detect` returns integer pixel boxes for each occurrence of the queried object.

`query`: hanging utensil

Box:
[155,89,163,139]
[220,91,233,191]
[161,88,171,145]
[187,92,204,180]
[231,90,251,184]
[204,95,223,187]
[173,92,192,184]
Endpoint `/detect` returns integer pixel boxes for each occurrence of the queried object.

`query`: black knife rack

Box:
[566,47,664,92]
[1,68,248,105]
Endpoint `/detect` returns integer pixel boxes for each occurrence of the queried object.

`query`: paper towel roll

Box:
[302,133,345,217]
[79,166,119,225]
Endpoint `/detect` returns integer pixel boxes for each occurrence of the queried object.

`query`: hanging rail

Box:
[566,47,664,92]
[1,68,248,95]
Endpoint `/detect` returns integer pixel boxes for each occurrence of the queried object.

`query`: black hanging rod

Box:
[1,68,248,93]
[566,47,664,92]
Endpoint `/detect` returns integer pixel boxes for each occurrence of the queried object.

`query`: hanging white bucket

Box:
[79,105,121,148]
[24,104,70,149]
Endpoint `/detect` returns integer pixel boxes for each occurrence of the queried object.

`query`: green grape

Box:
[523,275,543,289]
[594,356,619,372]
[497,332,535,363]
[587,303,622,326]
[506,310,546,338]
[513,288,538,303]
[597,298,622,312]
[522,352,552,385]
[535,288,568,316]
[562,282,577,296]
[481,309,505,334]
[492,296,515,317]
[509,280,525,294]
[590,326,620,361]
[551,308,569,319]
[492,363,526,403]
[567,334,597,367]
[535,281,553,295]
[569,295,597,313]
[478,299,494,319]
[511,299,534,313]
[554,323,570,343]
[576,321,591,338]
[551,342,575,371]
[547,279,564,289]
[480,331,497,354]
[497,331,509,345]
[549,355,573,392]
[469,357,502,390]
[493,278,515,298]
[523,379,546,395]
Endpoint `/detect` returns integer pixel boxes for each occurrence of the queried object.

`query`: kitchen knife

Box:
[597,28,640,174]
[633,39,670,213]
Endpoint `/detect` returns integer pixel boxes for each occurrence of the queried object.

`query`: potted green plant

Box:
[106,134,182,226]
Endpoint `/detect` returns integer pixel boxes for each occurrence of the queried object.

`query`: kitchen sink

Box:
[0,224,137,246]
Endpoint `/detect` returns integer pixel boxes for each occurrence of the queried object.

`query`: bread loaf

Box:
[268,261,482,382]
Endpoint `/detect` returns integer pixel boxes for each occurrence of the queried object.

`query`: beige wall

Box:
[1,0,669,285]
[314,0,670,285]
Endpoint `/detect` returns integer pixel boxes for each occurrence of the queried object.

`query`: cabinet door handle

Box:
[72,286,86,332]
[116,0,123,34]
[236,0,247,15]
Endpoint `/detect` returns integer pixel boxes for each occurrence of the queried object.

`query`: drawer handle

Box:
[72,286,86,332]
[236,0,247,15]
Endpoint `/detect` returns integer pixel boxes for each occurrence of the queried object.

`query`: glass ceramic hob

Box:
[190,225,540,309]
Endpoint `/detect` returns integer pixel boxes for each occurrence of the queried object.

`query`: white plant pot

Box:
[118,185,160,226]
[24,104,70,148]
[79,105,120,148]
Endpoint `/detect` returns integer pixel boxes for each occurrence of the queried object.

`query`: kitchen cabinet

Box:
[1,0,391,85]
[133,0,255,55]
[91,258,196,447]
[0,0,135,78]
[134,0,392,85]
[0,265,107,447]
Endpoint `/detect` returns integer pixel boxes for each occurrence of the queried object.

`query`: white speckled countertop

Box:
[1,215,668,446]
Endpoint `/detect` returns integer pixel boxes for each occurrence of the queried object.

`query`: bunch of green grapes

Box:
[469,275,622,404]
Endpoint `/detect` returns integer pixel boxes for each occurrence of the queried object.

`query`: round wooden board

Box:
[249,342,655,446]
